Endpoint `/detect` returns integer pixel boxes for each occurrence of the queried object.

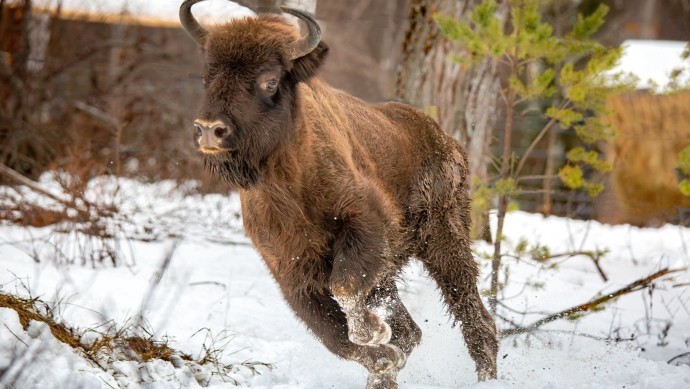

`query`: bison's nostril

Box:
[194,125,202,138]
[214,127,228,138]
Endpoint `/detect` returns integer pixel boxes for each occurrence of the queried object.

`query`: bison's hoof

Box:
[366,369,399,389]
[349,313,392,346]
[372,344,406,373]
[478,366,497,381]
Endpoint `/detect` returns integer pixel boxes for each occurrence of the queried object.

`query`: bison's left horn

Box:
[180,0,209,47]
[281,6,321,60]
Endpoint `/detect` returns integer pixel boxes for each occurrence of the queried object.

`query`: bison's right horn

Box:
[180,0,209,47]
[281,6,321,60]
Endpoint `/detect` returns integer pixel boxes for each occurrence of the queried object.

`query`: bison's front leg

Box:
[331,241,394,349]
[334,291,392,346]
[331,230,406,389]
[329,187,401,350]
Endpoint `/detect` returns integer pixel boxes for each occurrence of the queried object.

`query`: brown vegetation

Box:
[605,90,690,226]
[0,292,180,363]
[0,2,225,191]
[0,290,272,385]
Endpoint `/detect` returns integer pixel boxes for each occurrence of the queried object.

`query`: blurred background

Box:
[1,0,689,227]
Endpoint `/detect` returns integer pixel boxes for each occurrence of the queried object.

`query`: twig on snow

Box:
[500,267,687,337]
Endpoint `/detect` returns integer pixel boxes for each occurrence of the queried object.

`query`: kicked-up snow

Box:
[0,176,689,388]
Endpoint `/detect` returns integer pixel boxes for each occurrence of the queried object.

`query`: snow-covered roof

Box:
[613,39,688,89]
[27,0,255,25]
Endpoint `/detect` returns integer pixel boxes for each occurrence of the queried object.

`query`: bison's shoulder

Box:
[374,101,444,140]
[374,101,464,158]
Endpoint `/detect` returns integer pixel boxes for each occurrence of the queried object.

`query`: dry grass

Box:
[0,291,272,385]
[0,161,130,266]
[606,90,690,225]
[0,202,66,227]
[0,292,181,363]
[0,293,82,350]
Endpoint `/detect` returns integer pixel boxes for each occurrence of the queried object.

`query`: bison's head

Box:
[180,0,328,189]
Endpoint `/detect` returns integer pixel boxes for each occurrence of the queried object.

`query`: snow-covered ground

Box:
[1,177,689,388]
[2,2,688,387]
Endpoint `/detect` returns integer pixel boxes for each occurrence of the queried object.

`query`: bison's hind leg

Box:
[410,159,498,380]
[418,216,498,380]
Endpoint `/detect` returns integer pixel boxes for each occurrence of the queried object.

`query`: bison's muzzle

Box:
[193,119,233,153]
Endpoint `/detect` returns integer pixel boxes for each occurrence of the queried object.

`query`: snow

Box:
[1,176,689,388]
[612,40,688,89]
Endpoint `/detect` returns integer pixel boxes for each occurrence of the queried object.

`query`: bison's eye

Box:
[264,79,278,94]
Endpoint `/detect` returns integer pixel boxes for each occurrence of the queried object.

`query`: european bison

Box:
[179,1,498,387]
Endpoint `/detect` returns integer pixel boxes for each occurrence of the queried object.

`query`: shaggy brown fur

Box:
[180,2,497,387]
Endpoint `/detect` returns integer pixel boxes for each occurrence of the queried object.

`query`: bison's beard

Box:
[203,152,260,189]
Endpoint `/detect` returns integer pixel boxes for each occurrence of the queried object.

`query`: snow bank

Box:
[1,177,689,388]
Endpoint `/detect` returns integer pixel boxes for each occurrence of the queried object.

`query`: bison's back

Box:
[373,100,468,201]
[300,81,467,211]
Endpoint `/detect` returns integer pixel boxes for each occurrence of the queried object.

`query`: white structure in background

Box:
[283,0,316,14]
[281,0,317,29]
[28,0,255,24]
[28,0,318,23]
[613,39,688,89]
[23,0,313,76]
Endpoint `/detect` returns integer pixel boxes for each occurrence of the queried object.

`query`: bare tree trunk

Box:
[107,19,127,175]
[0,0,34,177]
[639,0,659,39]
[0,0,6,26]
[6,0,32,124]
[490,85,515,314]
[541,124,557,215]
[466,58,500,242]
[396,0,502,241]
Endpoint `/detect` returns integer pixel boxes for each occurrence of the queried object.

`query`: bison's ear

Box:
[289,41,329,83]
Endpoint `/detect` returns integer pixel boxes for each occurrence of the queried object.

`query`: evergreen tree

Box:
[435,0,633,312]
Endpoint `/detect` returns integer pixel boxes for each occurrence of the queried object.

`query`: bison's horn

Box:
[281,6,321,60]
[180,0,208,47]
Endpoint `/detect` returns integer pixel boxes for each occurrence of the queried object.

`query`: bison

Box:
[179,1,498,387]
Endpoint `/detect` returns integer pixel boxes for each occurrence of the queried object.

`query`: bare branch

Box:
[0,56,25,95]
[516,174,559,182]
[501,267,687,337]
[514,103,564,178]
[502,250,609,282]
[2,323,29,347]
[73,101,120,130]
[0,162,71,207]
